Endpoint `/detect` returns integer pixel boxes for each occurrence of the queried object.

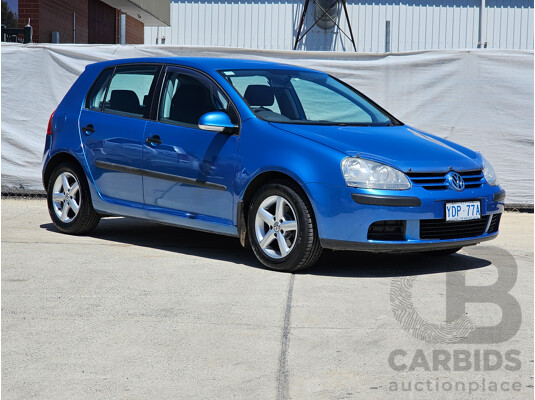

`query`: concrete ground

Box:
[2,198,533,400]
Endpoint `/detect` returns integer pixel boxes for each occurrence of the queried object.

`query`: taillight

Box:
[47,110,56,135]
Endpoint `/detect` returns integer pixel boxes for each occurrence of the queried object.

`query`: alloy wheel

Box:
[51,172,81,223]
[254,195,298,259]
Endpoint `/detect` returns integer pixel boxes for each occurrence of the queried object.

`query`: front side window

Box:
[102,65,159,118]
[220,69,398,126]
[159,70,237,128]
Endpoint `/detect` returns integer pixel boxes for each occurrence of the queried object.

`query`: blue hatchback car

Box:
[43,57,505,271]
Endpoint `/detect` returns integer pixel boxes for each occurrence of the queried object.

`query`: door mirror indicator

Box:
[198,112,236,133]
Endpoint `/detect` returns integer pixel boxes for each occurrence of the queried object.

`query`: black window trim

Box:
[99,67,115,113]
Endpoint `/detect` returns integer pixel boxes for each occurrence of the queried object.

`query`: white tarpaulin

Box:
[1,43,533,203]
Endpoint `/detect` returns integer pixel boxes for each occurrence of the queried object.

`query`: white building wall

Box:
[145,0,534,52]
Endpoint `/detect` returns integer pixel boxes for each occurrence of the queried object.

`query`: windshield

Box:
[219,69,400,126]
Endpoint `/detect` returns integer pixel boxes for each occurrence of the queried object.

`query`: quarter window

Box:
[86,68,113,111]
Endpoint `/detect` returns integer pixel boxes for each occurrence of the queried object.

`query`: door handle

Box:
[81,124,95,135]
[146,135,162,145]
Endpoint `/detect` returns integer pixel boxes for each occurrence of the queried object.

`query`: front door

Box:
[142,67,240,224]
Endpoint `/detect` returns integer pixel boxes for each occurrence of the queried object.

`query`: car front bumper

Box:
[306,182,505,252]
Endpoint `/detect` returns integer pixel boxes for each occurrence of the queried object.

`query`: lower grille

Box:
[420,216,490,240]
[368,220,406,241]
[487,213,502,234]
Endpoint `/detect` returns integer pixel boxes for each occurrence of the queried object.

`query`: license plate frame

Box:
[445,201,481,222]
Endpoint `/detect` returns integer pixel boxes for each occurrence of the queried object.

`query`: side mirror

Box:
[198,111,236,133]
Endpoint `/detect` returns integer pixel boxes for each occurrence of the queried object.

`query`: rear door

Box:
[142,66,240,224]
[79,65,160,206]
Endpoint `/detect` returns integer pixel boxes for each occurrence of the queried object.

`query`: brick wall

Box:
[18,0,40,42]
[125,14,144,44]
[19,0,87,43]
[18,0,145,44]
[40,0,88,43]
[88,0,116,44]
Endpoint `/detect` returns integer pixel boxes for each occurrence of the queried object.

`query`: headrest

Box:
[244,85,274,107]
[172,84,209,107]
[109,90,141,113]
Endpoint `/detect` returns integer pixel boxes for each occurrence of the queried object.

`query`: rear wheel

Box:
[247,182,322,272]
[47,163,100,234]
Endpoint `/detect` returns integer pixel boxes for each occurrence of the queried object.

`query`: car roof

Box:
[86,57,317,74]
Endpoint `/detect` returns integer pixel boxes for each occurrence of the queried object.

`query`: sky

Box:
[6,0,18,14]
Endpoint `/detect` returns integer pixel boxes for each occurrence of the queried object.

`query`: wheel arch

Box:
[43,152,86,192]
[237,170,318,247]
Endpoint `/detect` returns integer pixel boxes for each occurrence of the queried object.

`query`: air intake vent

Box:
[487,213,502,234]
[368,220,406,241]
[420,216,490,240]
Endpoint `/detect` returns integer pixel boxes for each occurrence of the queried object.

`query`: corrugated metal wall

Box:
[145,1,534,52]
[486,0,534,49]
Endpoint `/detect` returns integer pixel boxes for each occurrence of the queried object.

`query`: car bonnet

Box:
[269,123,483,173]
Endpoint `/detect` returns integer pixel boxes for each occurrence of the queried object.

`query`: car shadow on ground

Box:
[41,217,492,277]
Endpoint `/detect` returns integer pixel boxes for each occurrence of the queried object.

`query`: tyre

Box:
[247,181,322,272]
[47,162,100,234]
[421,247,462,257]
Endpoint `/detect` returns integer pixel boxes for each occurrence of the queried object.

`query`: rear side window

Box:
[100,65,159,118]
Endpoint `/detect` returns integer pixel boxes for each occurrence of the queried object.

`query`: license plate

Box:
[445,201,481,221]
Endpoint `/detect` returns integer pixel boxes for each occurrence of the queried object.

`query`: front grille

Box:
[407,170,484,190]
[420,216,490,240]
[368,220,406,241]
[487,213,502,233]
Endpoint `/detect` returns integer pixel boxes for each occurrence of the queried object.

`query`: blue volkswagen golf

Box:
[43,57,505,272]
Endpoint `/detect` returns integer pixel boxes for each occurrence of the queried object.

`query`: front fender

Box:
[236,118,346,190]
[236,118,347,232]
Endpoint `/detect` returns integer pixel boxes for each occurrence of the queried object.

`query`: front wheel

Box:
[47,162,100,234]
[247,182,322,272]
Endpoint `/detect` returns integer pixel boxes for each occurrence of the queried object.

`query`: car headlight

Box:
[341,157,411,190]
[482,157,498,186]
